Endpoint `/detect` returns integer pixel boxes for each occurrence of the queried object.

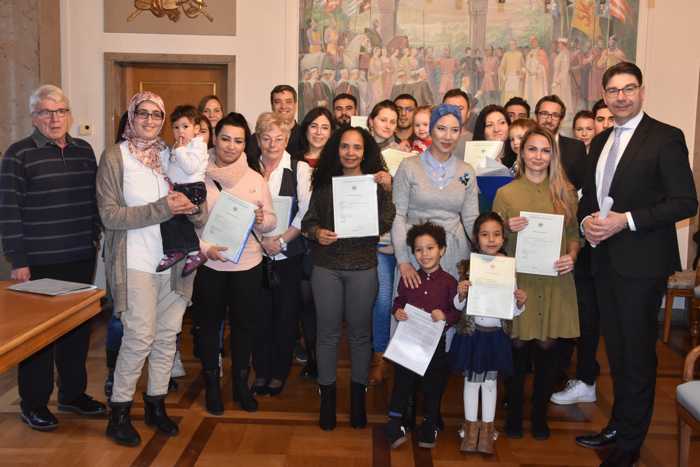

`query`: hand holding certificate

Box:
[515,211,564,276]
[201,192,256,263]
[384,304,446,376]
[466,253,516,319]
[332,175,378,238]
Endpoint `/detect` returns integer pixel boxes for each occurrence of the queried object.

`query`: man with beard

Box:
[393,94,417,148]
[332,93,357,128]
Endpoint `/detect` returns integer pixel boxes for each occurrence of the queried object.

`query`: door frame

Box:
[104,52,235,145]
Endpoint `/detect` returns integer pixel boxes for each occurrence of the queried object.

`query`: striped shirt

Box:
[0,129,99,268]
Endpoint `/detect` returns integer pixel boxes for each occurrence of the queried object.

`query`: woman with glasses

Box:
[98,92,208,446]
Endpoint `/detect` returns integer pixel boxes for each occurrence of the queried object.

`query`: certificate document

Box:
[351,115,368,130]
[201,192,256,263]
[384,304,446,376]
[266,196,293,237]
[382,148,412,176]
[466,253,516,319]
[464,141,503,170]
[332,175,378,238]
[515,211,564,276]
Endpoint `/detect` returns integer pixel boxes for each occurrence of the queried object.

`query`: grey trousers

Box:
[111,269,187,402]
[311,266,377,386]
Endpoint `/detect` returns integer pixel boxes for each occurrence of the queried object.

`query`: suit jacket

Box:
[558,134,587,190]
[578,113,698,278]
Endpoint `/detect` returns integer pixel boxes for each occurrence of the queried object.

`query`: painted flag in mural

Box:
[571,0,597,39]
[609,0,632,22]
[342,0,371,17]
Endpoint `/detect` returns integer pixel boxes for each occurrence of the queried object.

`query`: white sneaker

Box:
[171,351,186,378]
[550,379,596,405]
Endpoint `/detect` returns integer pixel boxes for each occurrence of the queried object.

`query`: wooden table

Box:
[0,281,105,374]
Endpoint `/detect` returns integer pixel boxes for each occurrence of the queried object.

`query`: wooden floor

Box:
[0,312,699,467]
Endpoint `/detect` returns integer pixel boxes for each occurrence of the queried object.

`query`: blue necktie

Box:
[599,127,625,206]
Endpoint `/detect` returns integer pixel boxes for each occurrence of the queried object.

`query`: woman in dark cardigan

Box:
[301,126,395,431]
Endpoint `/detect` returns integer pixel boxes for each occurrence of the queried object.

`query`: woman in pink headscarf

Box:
[97,92,208,447]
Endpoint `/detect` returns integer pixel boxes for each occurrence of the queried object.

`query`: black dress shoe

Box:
[576,427,618,448]
[58,393,107,416]
[599,447,639,467]
[20,407,58,431]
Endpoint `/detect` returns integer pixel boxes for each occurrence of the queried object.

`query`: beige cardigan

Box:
[96,143,208,315]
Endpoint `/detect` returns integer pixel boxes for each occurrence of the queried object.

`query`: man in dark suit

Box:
[535,94,587,189]
[247,84,304,160]
[577,62,697,466]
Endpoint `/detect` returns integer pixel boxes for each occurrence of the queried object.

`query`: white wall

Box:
[60,0,300,156]
[61,0,699,268]
[635,0,700,268]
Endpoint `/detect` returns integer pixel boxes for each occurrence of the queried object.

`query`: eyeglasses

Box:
[33,108,70,119]
[536,111,562,120]
[134,109,164,121]
[604,84,640,97]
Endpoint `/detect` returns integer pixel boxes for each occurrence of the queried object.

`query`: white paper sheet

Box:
[350,115,369,130]
[463,141,504,170]
[466,253,516,319]
[384,304,446,376]
[332,175,378,238]
[201,191,256,263]
[266,196,293,237]
[7,278,97,296]
[381,148,412,176]
[515,211,564,276]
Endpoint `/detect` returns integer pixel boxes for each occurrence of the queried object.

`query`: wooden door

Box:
[120,63,227,145]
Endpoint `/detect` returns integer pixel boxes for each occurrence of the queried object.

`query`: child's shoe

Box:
[460,420,480,452]
[156,252,186,272]
[182,251,207,277]
[418,419,438,448]
[477,421,496,454]
[385,417,408,449]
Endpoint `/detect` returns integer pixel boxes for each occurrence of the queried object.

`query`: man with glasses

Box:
[534,94,586,189]
[577,62,697,466]
[0,85,105,431]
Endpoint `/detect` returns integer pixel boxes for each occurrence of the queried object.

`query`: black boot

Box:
[319,383,337,431]
[531,345,558,440]
[350,381,367,428]
[505,343,530,438]
[202,369,224,415]
[233,369,258,412]
[143,393,179,436]
[106,401,141,446]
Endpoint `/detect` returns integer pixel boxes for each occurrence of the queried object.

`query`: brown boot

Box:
[477,421,495,454]
[368,352,385,386]
[460,420,480,452]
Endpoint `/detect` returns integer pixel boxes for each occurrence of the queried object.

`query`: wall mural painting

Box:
[298,0,639,121]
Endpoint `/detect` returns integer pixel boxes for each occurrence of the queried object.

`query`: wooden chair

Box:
[676,340,700,466]
[663,232,700,345]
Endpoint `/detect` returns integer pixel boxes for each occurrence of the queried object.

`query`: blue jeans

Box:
[372,252,396,353]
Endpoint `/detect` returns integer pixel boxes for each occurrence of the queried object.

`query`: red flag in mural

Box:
[609,0,632,23]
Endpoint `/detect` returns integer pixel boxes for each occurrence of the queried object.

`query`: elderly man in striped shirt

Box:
[0,84,106,431]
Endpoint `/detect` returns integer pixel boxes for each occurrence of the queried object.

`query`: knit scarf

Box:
[205,148,250,190]
[122,91,167,174]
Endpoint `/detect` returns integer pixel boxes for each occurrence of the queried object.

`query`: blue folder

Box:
[477,175,514,212]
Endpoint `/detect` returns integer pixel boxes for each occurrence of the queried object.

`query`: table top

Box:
[0,280,105,358]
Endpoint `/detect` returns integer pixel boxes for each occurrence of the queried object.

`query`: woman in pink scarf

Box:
[98,91,208,446]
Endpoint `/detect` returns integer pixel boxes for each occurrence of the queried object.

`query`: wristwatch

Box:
[278,237,288,251]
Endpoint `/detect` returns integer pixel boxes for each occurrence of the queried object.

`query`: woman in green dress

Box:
[492,124,580,440]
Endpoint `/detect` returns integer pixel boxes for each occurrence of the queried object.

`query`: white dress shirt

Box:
[594,110,644,231]
[261,151,312,260]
